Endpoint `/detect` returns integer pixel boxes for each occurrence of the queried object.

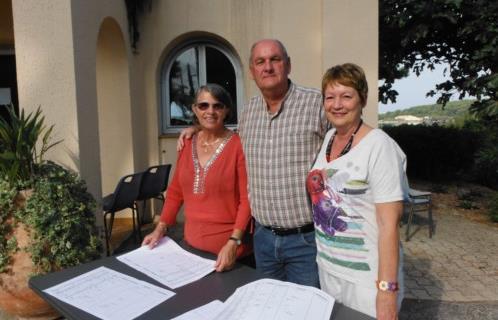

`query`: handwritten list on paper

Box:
[43,267,175,320]
[117,236,216,289]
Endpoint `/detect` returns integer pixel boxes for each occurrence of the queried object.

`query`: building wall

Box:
[135,0,378,167]
[323,0,379,127]
[11,0,131,215]
[11,0,379,221]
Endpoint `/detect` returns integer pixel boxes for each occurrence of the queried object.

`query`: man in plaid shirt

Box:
[179,39,327,287]
[237,39,328,287]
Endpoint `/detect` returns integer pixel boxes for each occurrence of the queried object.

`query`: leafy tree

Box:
[379,0,498,118]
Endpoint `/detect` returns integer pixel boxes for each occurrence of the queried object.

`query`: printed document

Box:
[171,300,224,320]
[117,236,216,288]
[216,278,334,320]
[44,266,175,320]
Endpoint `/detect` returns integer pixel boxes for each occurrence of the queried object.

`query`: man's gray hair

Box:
[249,39,289,65]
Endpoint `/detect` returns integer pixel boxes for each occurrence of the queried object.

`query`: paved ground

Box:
[398,208,498,319]
[2,208,497,319]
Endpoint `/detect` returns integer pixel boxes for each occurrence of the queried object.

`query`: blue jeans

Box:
[253,221,320,288]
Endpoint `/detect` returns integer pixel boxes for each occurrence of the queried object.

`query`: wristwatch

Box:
[229,236,242,246]
[376,280,399,292]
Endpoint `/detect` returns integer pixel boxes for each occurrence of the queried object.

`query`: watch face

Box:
[379,281,389,291]
[230,237,241,245]
[377,280,398,292]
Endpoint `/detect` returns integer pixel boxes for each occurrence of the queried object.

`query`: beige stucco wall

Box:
[96,17,134,196]
[12,0,80,172]
[11,0,379,223]
[323,0,379,127]
[136,0,378,167]
[11,0,133,208]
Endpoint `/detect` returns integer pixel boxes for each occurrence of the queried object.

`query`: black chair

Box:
[103,172,143,256]
[136,164,172,225]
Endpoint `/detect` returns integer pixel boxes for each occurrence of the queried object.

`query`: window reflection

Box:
[169,48,199,126]
[163,42,242,132]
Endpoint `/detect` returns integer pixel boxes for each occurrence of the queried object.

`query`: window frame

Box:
[160,39,243,134]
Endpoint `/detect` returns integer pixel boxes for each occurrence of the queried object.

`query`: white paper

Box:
[117,236,216,289]
[216,278,334,320]
[171,300,224,320]
[43,266,175,320]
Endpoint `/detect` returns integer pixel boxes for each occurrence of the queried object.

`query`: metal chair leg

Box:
[428,200,434,238]
[103,212,110,256]
[103,211,115,256]
[133,204,143,242]
[406,204,414,242]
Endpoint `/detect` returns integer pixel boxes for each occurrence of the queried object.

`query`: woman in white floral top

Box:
[307,63,408,319]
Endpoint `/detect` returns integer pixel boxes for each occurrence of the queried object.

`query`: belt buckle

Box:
[270,226,285,236]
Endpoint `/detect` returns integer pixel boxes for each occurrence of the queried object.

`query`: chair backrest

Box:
[109,172,143,212]
[137,164,172,201]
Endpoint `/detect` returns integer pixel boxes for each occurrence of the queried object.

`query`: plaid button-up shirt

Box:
[238,81,328,228]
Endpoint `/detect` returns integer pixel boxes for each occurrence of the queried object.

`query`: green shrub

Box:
[464,117,498,189]
[457,200,479,210]
[489,193,498,223]
[383,125,479,182]
[0,177,17,273]
[0,105,61,186]
[17,162,102,274]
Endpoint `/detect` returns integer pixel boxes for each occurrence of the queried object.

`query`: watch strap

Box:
[229,236,241,246]
[376,280,399,292]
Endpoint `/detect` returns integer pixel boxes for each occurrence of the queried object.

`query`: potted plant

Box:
[0,105,101,319]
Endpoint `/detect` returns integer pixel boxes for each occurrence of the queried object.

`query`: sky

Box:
[379,64,451,114]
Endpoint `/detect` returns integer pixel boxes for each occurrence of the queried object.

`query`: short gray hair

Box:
[249,39,289,65]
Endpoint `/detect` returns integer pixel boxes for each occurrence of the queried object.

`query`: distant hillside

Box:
[379,100,475,120]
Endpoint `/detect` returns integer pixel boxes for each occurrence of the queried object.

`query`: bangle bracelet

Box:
[376,280,399,292]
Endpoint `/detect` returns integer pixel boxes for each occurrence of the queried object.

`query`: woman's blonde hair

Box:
[321,63,368,107]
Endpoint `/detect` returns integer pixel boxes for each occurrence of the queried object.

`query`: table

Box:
[29,251,374,320]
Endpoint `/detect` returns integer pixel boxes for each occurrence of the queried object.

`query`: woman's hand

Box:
[376,291,398,320]
[141,223,166,249]
[214,240,238,272]
[177,127,197,151]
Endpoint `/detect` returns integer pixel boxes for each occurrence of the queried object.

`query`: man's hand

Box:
[177,127,197,151]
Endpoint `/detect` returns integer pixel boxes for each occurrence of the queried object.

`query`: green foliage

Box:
[1,162,101,274]
[458,200,479,210]
[0,105,61,185]
[0,178,17,273]
[463,117,498,189]
[489,192,498,223]
[384,118,498,189]
[379,100,474,121]
[380,0,498,118]
[383,125,480,182]
[0,106,101,274]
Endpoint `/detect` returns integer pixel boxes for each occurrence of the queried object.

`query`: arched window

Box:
[160,40,243,134]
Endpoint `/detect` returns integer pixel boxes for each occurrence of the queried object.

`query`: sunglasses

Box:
[195,102,226,111]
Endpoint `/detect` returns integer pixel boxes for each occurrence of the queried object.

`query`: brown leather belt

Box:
[264,223,315,236]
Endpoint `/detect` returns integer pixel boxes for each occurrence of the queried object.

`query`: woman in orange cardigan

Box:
[142,83,251,272]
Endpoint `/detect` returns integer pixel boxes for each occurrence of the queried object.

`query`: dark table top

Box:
[29,249,373,320]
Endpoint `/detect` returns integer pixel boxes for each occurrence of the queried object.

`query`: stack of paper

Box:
[44,267,175,320]
[174,278,335,320]
[117,236,216,289]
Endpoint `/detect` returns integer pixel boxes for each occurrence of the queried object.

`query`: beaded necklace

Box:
[326,119,363,162]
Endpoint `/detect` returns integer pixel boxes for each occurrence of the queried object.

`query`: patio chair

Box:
[102,172,143,256]
[404,188,434,241]
[136,164,172,225]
